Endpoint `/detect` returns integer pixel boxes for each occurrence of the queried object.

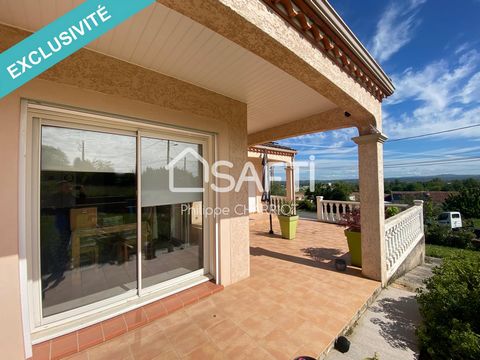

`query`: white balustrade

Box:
[270,195,296,215]
[384,200,424,278]
[315,196,407,224]
[315,196,424,280]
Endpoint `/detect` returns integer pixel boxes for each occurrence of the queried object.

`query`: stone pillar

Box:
[352,133,388,285]
[286,164,295,201]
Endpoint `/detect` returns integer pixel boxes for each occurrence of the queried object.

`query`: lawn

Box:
[426,244,480,260]
[471,218,480,228]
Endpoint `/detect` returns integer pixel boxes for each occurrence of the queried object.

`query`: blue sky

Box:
[277,0,480,180]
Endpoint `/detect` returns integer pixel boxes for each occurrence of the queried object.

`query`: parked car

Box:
[438,211,462,229]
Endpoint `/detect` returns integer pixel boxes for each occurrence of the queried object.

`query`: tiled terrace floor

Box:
[66,214,380,360]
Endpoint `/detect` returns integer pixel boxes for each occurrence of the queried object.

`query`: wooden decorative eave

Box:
[248,145,297,158]
[261,0,394,102]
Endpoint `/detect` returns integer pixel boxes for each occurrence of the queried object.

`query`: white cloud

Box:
[384,48,480,140]
[370,0,426,63]
[461,72,480,104]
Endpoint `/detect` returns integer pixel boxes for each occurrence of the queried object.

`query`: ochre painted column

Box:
[352,133,388,285]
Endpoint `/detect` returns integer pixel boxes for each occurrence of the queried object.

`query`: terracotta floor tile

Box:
[177,289,198,306]
[169,325,210,356]
[205,319,247,350]
[129,331,173,360]
[144,301,168,322]
[123,322,163,345]
[65,351,89,360]
[191,307,226,330]
[50,332,78,360]
[219,332,255,359]
[260,328,304,359]
[124,308,148,331]
[151,350,180,360]
[32,341,50,360]
[289,322,333,349]
[56,214,380,358]
[238,315,277,339]
[88,336,132,360]
[78,324,104,351]
[102,315,127,341]
[182,341,223,360]
[161,295,183,314]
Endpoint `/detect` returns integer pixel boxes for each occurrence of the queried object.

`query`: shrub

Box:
[444,187,480,219]
[385,206,400,218]
[417,256,480,359]
[339,208,361,232]
[296,199,316,212]
[425,223,476,249]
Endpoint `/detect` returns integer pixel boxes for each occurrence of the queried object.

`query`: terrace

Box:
[40,214,380,360]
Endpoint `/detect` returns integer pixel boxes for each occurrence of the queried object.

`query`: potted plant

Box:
[340,208,362,267]
[277,201,299,239]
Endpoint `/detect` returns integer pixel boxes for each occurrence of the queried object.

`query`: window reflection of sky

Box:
[41,127,203,177]
[41,126,137,174]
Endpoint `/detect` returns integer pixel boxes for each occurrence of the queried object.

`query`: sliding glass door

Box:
[40,126,138,317]
[30,107,211,326]
[140,137,204,289]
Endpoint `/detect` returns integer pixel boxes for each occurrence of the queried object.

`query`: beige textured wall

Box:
[0,95,25,360]
[0,23,250,358]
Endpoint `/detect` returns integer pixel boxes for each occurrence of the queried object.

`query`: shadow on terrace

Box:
[73,213,380,360]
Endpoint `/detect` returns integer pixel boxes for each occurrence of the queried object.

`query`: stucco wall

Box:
[0,24,249,358]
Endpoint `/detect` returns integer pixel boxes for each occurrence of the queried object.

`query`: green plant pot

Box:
[278,215,299,239]
[344,229,362,267]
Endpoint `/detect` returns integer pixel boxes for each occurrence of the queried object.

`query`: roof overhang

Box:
[261,0,394,100]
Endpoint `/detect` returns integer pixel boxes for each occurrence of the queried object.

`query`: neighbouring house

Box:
[247,142,297,213]
[0,1,426,359]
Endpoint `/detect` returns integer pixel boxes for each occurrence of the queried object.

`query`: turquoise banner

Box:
[0,0,155,99]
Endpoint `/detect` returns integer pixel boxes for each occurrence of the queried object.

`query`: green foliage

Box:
[385,206,400,218]
[424,200,443,225]
[444,187,480,219]
[277,201,296,217]
[305,181,356,201]
[270,181,286,196]
[417,256,480,359]
[426,244,480,260]
[384,177,480,192]
[425,223,476,249]
[296,199,316,212]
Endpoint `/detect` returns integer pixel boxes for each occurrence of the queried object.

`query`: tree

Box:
[42,145,70,169]
[308,182,356,201]
[443,187,480,219]
[270,181,286,196]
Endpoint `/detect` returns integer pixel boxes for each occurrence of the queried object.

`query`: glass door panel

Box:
[141,137,204,288]
[40,125,137,317]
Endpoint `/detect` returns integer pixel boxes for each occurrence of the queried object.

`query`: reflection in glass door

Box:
[40,125,137,317]
[34,111,210,324]
[141,137,204,289]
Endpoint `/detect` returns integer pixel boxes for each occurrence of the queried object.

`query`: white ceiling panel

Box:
[0,1,337,134]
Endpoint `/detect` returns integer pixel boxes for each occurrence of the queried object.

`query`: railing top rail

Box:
[317,199,360,205]
[316,197,409,209]
[385,203,422,227]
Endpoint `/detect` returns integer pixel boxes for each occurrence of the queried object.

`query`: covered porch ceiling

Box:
[0,1,338,135]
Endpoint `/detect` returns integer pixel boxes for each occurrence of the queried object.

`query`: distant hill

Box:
[385,174,480,182]
[298,174,480,185]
